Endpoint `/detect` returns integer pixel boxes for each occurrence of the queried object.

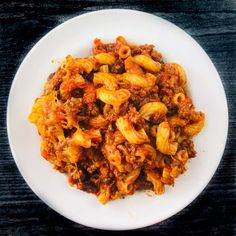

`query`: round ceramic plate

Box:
[7,9,228,230]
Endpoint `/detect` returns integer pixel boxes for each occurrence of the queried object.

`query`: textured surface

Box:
[0,1,235,235]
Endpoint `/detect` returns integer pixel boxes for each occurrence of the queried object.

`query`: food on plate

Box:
[29,36,205,204]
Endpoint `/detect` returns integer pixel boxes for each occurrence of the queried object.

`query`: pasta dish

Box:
[29,36,205,204]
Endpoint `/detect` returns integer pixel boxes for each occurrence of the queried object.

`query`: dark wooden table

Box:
[0,1,235,235]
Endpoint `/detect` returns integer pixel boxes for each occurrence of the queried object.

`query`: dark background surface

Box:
[0,1,235,235]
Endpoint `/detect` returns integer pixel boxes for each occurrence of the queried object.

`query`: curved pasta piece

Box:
[71,129,91,148]
[29,91,60,127]
[89,115,108,128]
[174,150,188,164]
[116,181,133,195]
[114,130,126,144]
[99,65,109,73]
[169,166,183,178]
[145,73,157,87]
[48,125,65,143]
[156,121,178,155]
[102,143,122,167]
[93,72,118,90]
[146,171,164,194]
[28,97,46,124]
[60,74,86,98]
[62,144,82,163]
[40,140,54,162]
[43,70,64,95]
[172,92,186,106]
[74,58,95,74]
[166,63,187,87]
[184,112,205,136]
[118,73,149,87]
[125,168,141,184]
[83,83,96,104]
[116,36,127,44]
[98,187,110,205]
[94,53,116,65]
[118,45,131,59]
[124,56,144,75]
[96,88,130,107]
[139,102,168,121]
[117,168,141,194]
[86,129,102,144]
[135,144,157,163]
[161,168,174,185]
[133,55,161,72]
[134,147,146,163]
[116,117,150,144]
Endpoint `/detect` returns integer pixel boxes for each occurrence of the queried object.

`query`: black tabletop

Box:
[0,1,235,235]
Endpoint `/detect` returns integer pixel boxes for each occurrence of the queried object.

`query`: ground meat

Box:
[78,120,90,130]
[181,139,196,158]
[88,103,99,116]
[129,86,160,108]
[135,180,153,190]
[101,177,114,186]
[77,159,92,170]
[167,108,178,117]
[138,95,159,107]
[134,171,153,190]
[131,47,142,56]
[63,127,77,137]
[93,43,117,54]
[71,88,83,98]
[118,102,129,116]
[54,82,62,91]
[77,104,90,116]
[82,181,99,193]
[149,113,165,124]
[178,98,194,119]
[110,59,125,74]
[90,172,100,182]
[127,106,145,129]
[151,50,163,62]
[125,142,137,156]
[103,104,119,122]
[111,184,118,195]
[130,91,148,106]
[63,97,83,116]
[82,71,94,82]
[131,44,154,56]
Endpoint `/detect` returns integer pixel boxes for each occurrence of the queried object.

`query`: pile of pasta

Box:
[29,36,205,204]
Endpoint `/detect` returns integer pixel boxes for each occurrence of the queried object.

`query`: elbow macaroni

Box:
[93,72,118,90]
[184,112,205,136]
[156,122,178,155]
[116,117,150,144]
[133,54,162,73]
[118,73,149,87]
[165,63,187,87]
[96,88,130,107]
[94,53,116,65]
[139,102,168,121]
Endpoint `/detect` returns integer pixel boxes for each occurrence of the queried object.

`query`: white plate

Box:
[7,9,228,230]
